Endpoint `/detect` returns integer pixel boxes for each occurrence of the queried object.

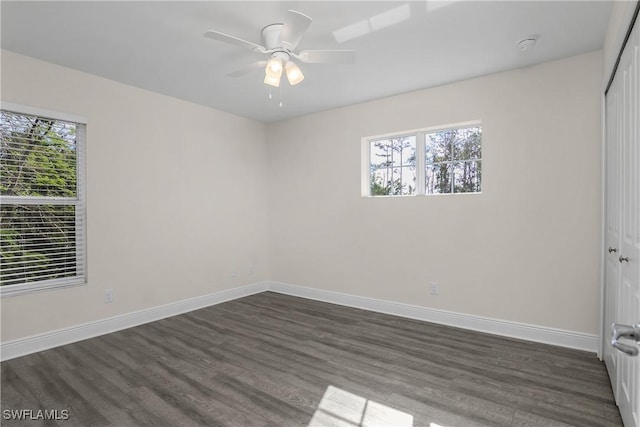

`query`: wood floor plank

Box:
[1,291,622,426]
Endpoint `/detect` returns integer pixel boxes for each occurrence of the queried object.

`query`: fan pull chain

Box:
[267,87,283,107]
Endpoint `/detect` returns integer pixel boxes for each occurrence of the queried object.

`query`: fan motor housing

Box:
[262,24,284,51]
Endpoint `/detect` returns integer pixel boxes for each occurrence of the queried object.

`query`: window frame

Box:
[368,132,419,197]
[361,120,482,197]
[0,102,87,297]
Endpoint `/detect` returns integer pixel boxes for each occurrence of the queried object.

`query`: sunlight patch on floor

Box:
[308,385,414,427]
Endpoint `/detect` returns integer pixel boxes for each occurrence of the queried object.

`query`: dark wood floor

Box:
[1,292,622,427]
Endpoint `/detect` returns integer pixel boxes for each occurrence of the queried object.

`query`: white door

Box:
[605,13,640,427]
[604,71,621,392]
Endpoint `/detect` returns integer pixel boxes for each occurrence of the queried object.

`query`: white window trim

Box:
[1,103,87,297]
[0,102,87,125]
[361,120,482,197]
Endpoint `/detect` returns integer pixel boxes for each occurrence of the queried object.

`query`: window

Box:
[363,123,481,196]
[425,125,482,194]
[0,105,86,296]
[370,135,417,196]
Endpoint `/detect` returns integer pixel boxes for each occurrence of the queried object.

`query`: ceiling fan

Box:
[204,10,356,87]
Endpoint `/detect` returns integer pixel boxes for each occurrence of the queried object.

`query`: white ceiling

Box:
[1,1,612,123]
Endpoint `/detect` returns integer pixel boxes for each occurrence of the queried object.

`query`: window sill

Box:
[1,277,86,298]
[364,192,482,198]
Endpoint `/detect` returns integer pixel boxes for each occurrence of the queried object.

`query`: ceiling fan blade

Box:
[204,30,265,53]
[227,61,267,77]
[278,10,312,50]
[297,50,356,64]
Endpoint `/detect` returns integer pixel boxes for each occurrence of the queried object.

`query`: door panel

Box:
[604,79,621,386]
[617,19,639,426]
[604,12,639,427]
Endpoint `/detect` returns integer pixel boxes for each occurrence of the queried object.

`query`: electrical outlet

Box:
[429,282,438,295]
[104,289,114,304]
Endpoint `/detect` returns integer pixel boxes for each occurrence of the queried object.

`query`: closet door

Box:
[604,70,621,391]
[605,12,640,427]
[616,16,639,426]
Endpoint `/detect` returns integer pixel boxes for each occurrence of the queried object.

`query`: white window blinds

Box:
[0,108,86,296]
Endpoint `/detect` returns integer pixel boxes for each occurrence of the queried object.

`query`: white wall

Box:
[267,51,603,335]
[1,51,269,342]
[1,49,604,344]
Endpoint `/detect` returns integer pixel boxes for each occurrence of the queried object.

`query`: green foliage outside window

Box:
[370,137,417,196]
[1,111,80,287]
[425,126,481,194]
[369,125,481,196]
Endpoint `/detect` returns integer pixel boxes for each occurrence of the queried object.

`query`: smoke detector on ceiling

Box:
[517,36,537,51]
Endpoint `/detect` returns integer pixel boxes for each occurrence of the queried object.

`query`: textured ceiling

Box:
[1,1,612,123]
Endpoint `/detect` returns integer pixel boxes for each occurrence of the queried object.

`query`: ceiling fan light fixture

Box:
[285,61,304,85]
[265,56,283,78]
[264,74,281,87]
[205,10,356,90]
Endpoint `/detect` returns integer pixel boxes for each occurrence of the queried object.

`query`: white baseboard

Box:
[1,280,598,361]
[267,281,599,353]
[0,282,268,361]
